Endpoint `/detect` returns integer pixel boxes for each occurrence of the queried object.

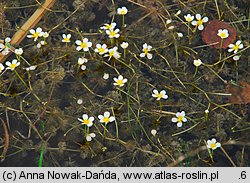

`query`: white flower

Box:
[37,41,46,48]
[14,48,23,55]
[168,26,175,30]
[207,138,221,150]
[228,40,243,53]
[78,114,94,127]
[217,29,229,39]
[175,10,181,16]
[5,59,20,71]
[0,37,11,55]
[75,38,92,51]
[0,63,5,73]
[25,65,37,71]
[171,111,187,128]
[98,111,115,124]
[151,129,157,136]
[100,22,117,30]
[78,57,88,65]
[205,109,209,114]
[117,7,128,15]
[233,55,240,61]
[113,75,128,87]
[120,42,128,49]
[94,44,108,55]
[86,133,96,142]
[77,99,83,105]
[193,59,202,67]
[166,19,172,25]
[27,27,44,41]
[152,89,168,100]
[140,43,153,59]
[106,29,120,38]
[62,34,71,43]
[43,32,49,38]
[103,73,109,80]
[5,37,11,43]
[184,14,194,22]
[81,65,86,70]
[177,32,183,38]
[104,47,121,60]
[191,14,208,30]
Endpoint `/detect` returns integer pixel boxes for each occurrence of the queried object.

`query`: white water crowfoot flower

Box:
[42,32,49,38]
[228,40,243,53]
[193,59,202,67]
[207,138,221,150]
[75,38,92,51]
[113,75,128,87]
[78,114,94,127]
[106,29,120,38]
[14,48,23,55]
[100,22,116,30]
[151,129,157,136]
[177,32,183,38]
[98,111,115,124]
[5,59,20,71]
[140,43,153,59]
[86,133,96,142]
[37,41,46,48]
[191,14,208,30]
[117,7,128,15]
[62,34,71,43]
[24,65,37,71]
[104,47,121,60]
[94,44,108,55]
[184,14,194,22]
[120,42,128,49]
[0,37,11,55]
[171,111,187,128]
[0,63,5,73]
[27,27,44,41]
[233,55,240,61]
[152,89,168,100]
[103,73,109,80]
[217,29,229,39]
[78,57,88,65]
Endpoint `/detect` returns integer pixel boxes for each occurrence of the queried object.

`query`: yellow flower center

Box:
[220,32,227,39]
[186,17,192,22]
[197,19,204,26]
[105,24,112,29]
[83,119,90,125]
[98,47,105,53]
[120,10,126,15]
[109,50,115,57]
[177,116,183,122]
[109,31,116,37]
[103,117,110,123]
[144,48,149,54]
[80,42,88,48]
[10,64,16,69]
[33,32,40,39]
[117,79,123,86]
[156,93,163,99]
[210,143,216,149]
[64,37,70,42]
[233,44,239,51]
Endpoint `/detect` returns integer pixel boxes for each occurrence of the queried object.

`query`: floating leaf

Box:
[226,81,250,104]
[202,20,236,49]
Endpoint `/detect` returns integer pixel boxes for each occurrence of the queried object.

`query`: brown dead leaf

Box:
[226,81,250,104]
